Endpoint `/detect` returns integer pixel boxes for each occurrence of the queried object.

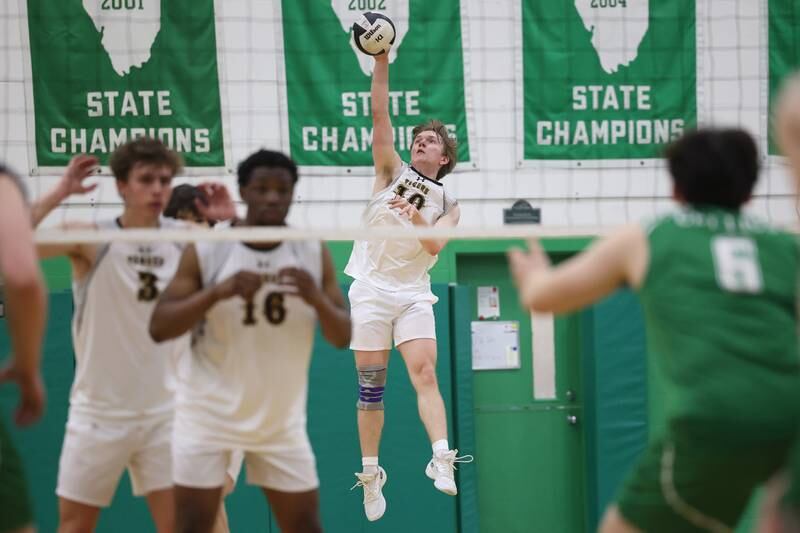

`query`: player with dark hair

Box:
[508,128,800,533]
[150,149,351,533]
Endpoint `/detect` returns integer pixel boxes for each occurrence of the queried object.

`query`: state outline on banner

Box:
[20,0,231,175]
[515,0,698,169]
[274,0,478,175]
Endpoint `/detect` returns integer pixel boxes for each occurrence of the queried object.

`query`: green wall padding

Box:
[450,286,479,533]
[583,290,648,530]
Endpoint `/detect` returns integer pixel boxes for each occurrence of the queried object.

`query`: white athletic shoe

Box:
[425,450,474,496]
[352,466,388,521]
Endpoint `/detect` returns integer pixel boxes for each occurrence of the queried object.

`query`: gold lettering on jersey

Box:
[260,272,284,284]
[127,254,165,267]
[404,177,430,196]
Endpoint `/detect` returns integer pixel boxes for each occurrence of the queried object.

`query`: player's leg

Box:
[171,433,229,533]
[174,486,223,533]
[395,297,470,496]
[599,506,643,533]
[211,451,243,533]
[57,500,102,533]
[129,415,174,532]
[56,414,131,533]
[248,442,321,533]
[144,489,174,533]
[355,350,390,458]
[396,338,447,444]
[261,489,322,533]
[613,434,787,533]
[348,280,393,520]
[0,420,36,533]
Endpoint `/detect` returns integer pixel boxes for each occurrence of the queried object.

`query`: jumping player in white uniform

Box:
[345,47,470,521]
[149,150,352,533]
[34,139,187,533]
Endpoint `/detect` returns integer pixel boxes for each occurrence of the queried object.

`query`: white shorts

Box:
[348,279,438,351]
[56,411,173,507]
[173,432,318,493]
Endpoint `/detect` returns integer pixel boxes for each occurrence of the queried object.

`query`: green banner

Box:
[522,0,696,161]
[768,0,800,155]
[282,0,470,167]
[27,0,225,168]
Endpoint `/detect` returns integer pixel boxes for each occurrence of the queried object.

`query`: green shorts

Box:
[617,433,789,533]
[0,419,34,532]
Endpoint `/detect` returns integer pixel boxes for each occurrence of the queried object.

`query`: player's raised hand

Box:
[279,267,323,307]
[196,182,237,222]
[0,362,46,426]
[214,271,263,301]
[58,155,99,198]
[507,238,551,292]
[388,196,423,225]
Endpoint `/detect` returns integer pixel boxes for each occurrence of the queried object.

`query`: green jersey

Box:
[638,207,800,442]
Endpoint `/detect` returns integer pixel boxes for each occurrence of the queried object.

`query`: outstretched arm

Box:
[508,225,649,314]
[371,55,402,194]
[150,245,263,342]
[279,244,351,349]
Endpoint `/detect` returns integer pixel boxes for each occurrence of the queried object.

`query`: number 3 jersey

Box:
[71,218,185,419]
[638,207,800,442]
[177,239,323,447]
[345,164,457,292]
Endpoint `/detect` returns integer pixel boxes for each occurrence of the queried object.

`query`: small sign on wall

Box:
[477,286,500,320]
[471,321,520,370]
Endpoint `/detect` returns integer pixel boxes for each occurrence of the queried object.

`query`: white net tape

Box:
[34,224,607,245]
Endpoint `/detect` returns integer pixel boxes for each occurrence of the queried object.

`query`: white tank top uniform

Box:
[345,163,458,293]
[57,217,185,507]
[345,164,457,350]
[71,217,185,420]
[175,239,323,449]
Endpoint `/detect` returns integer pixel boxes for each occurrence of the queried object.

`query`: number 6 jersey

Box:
[177,239,323,447]
[71,218,185,419]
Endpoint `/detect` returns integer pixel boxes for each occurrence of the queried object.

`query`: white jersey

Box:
[177,239,323,448]
[71,218,184,419]
[345,164,457,292]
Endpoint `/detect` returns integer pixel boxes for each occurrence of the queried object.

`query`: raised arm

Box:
[508,225,649,314]
[33,155,100,272]
[31,155,98,227]
[279,244,351,349]
[149,245,263,342]
[371,55,402,194]
[0,176,48,425]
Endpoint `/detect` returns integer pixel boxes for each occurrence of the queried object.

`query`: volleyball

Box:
[352,12,396,56]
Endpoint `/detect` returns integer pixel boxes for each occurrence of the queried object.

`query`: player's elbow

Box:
[521,285,558,314]
[421,240,443,256]
[327,318,352,349]
[148,311,169,343]
[2,260,44,294]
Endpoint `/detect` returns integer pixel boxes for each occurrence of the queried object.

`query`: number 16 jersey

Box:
[177,239,323,448]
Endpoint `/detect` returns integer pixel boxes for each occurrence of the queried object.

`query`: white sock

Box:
[362,456,379,474]
[432,439,449,455]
